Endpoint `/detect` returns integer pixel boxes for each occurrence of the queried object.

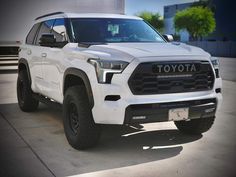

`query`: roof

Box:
[35,12,142,22]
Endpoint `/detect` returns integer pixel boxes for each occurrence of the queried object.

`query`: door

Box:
[31,19,55,94]
[41,18,68,102]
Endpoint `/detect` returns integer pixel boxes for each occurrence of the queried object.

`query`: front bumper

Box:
[124,98,217,124]
[88,57,222,125]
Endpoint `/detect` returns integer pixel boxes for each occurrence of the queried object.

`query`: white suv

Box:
[17,12,222,149]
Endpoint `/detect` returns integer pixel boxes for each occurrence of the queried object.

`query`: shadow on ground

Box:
[0,103,202,177]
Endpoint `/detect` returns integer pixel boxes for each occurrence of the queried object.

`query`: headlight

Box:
[88,59,129,83]
[210,57,220,78]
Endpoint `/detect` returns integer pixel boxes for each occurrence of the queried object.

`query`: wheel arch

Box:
[18,58,31,84]
[63,68,94,108]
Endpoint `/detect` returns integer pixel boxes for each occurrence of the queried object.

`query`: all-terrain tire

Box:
[17,70,39,112]
[63,85,101,150]
[174,117,215,135]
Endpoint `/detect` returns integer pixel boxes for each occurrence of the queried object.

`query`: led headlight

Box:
[210,57,220,78]
[88,59,129,83]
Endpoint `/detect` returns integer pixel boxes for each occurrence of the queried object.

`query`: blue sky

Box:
[125,0,197,16]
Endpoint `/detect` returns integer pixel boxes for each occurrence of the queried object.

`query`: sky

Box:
[125,0,197,16]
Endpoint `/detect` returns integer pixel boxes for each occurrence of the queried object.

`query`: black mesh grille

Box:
[128,61,215,95]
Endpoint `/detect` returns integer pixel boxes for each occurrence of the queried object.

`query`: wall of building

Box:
[205,0,236,41]
[187,41,236,57]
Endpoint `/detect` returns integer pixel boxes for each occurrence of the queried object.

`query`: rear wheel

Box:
[17,70,39,112]
[174,117,215,135]
[63,85,101,150]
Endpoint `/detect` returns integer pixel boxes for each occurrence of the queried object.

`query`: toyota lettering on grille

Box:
[154,63,198,73]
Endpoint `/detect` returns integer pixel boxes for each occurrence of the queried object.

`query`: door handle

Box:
[41,53,47,57]
[27,49,31,55]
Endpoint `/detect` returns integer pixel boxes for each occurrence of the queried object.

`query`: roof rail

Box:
[35,12,64,20]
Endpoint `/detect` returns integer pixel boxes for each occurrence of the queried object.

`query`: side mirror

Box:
[39,34,56,47]
[163,34,174,42]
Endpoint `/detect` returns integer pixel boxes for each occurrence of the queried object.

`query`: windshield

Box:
[70,18,165,43]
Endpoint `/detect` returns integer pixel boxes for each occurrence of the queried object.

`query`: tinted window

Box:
[70,18,165,43]
[36,19,55,45]
[26,23,40,45]
[52,18,67,42]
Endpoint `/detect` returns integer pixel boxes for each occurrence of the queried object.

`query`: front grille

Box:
[128,61,215,95]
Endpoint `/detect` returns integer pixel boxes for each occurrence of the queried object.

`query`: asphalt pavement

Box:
[0,57,235,177]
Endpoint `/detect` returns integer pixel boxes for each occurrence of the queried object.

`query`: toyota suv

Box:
[17,12,222,149]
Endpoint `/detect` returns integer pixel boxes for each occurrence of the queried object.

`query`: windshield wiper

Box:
[78,42,107,48]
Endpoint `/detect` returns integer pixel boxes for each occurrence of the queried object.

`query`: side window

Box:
[36,19,55,45]
[26,23,40,45]
[52,18,67,42]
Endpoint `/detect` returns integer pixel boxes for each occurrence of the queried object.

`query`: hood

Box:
[78,42,210,62]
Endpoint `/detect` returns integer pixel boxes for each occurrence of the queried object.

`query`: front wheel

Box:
[63,85,101,150]
[174,117,215,135]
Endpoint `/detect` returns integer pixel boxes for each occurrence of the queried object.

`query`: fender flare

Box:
[18,58,32,84]
[63,68,94,108]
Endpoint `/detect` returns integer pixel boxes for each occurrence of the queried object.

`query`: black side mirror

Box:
[39,34,56,47]
[163,34,174,42]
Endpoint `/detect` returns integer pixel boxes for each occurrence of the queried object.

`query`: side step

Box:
[33,94,62,110]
